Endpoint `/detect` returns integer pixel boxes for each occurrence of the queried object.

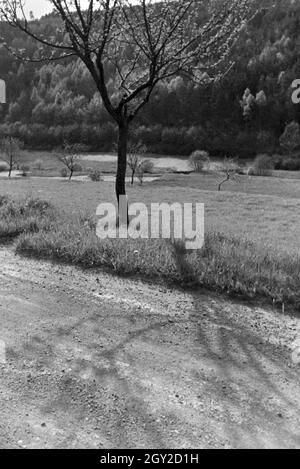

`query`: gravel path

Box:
[0,246,299,449]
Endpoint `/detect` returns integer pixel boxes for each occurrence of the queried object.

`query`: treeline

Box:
[0,0,300,158]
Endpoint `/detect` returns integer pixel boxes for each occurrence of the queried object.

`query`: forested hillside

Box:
[0,0,299,158]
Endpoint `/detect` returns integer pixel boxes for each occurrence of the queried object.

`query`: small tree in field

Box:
[218,157,240,191]
[0,137,23,177]
[279,121,300,157]
[0,0,259,210]
[58,144,84,181]
[128,142,147,185]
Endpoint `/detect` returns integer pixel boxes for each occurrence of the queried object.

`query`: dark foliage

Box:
[0,1,299,160]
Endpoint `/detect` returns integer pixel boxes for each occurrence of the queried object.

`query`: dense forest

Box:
[0,0,300,160]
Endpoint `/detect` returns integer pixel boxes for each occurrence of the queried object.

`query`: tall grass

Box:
[0,195,56,239]
[2,195,299,310]
[14,211,300,311]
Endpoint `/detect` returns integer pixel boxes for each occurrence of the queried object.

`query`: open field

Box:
[0,171,300,253]
[0,151,189,178]
[2,150,300,180]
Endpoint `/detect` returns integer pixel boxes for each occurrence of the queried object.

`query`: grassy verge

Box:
[1,195,299,310]
[9,203,300,311]
[0,195,57,239]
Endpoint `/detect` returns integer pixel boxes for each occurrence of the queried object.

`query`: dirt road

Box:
[0,245,299,449]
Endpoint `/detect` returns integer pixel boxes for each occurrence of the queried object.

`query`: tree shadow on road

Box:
[170,240,300,448]
[6,245,300,449]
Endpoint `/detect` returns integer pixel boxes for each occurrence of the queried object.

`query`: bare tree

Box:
[0,137,23,177]
[217,157,240,191]
[128,142,147,185]
[0,0,259,204]
[57,144,84,181]
[128,152,140,186]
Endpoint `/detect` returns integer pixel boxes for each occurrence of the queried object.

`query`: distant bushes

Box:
[0,122,117,152]
[280,158,300,171]
[248,152,300,175]
[20,164,30,177]
[134,125,197,155]
[61,168,68,178]
[89,170,102,182]
[273,154,300,171]
[136,159,154,185]
[189,150,210,172]
[2,121,300,166]
[139,159,154,174]
[0,122,252,157]
[34,159,44,171]
[249,154,274,176]
[0,161,9,172]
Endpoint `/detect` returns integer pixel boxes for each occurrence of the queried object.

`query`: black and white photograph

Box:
[0,0,299,452]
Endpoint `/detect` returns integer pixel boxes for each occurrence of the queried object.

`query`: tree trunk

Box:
[116,123,128,201]
[69,169,73,181]
[131,169,135,186]
[218,174,230,192]
[8,152,12,178]
[116,122,129,226]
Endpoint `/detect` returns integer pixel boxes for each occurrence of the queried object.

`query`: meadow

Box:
[1,166,300,253]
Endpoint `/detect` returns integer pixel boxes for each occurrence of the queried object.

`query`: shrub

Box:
[280,158,300,171]
[253,154,274,176]
[140,159,154,174]
[0,196,56,239]
[189,150,210,172]
[34,159,44,170]
[89,170,102,182]
[273,154,300,171]
[20,165,30,177]
[137,159,154,184]
[0,161,9,172]
[73,163,83,173]
[61,168,68,178]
